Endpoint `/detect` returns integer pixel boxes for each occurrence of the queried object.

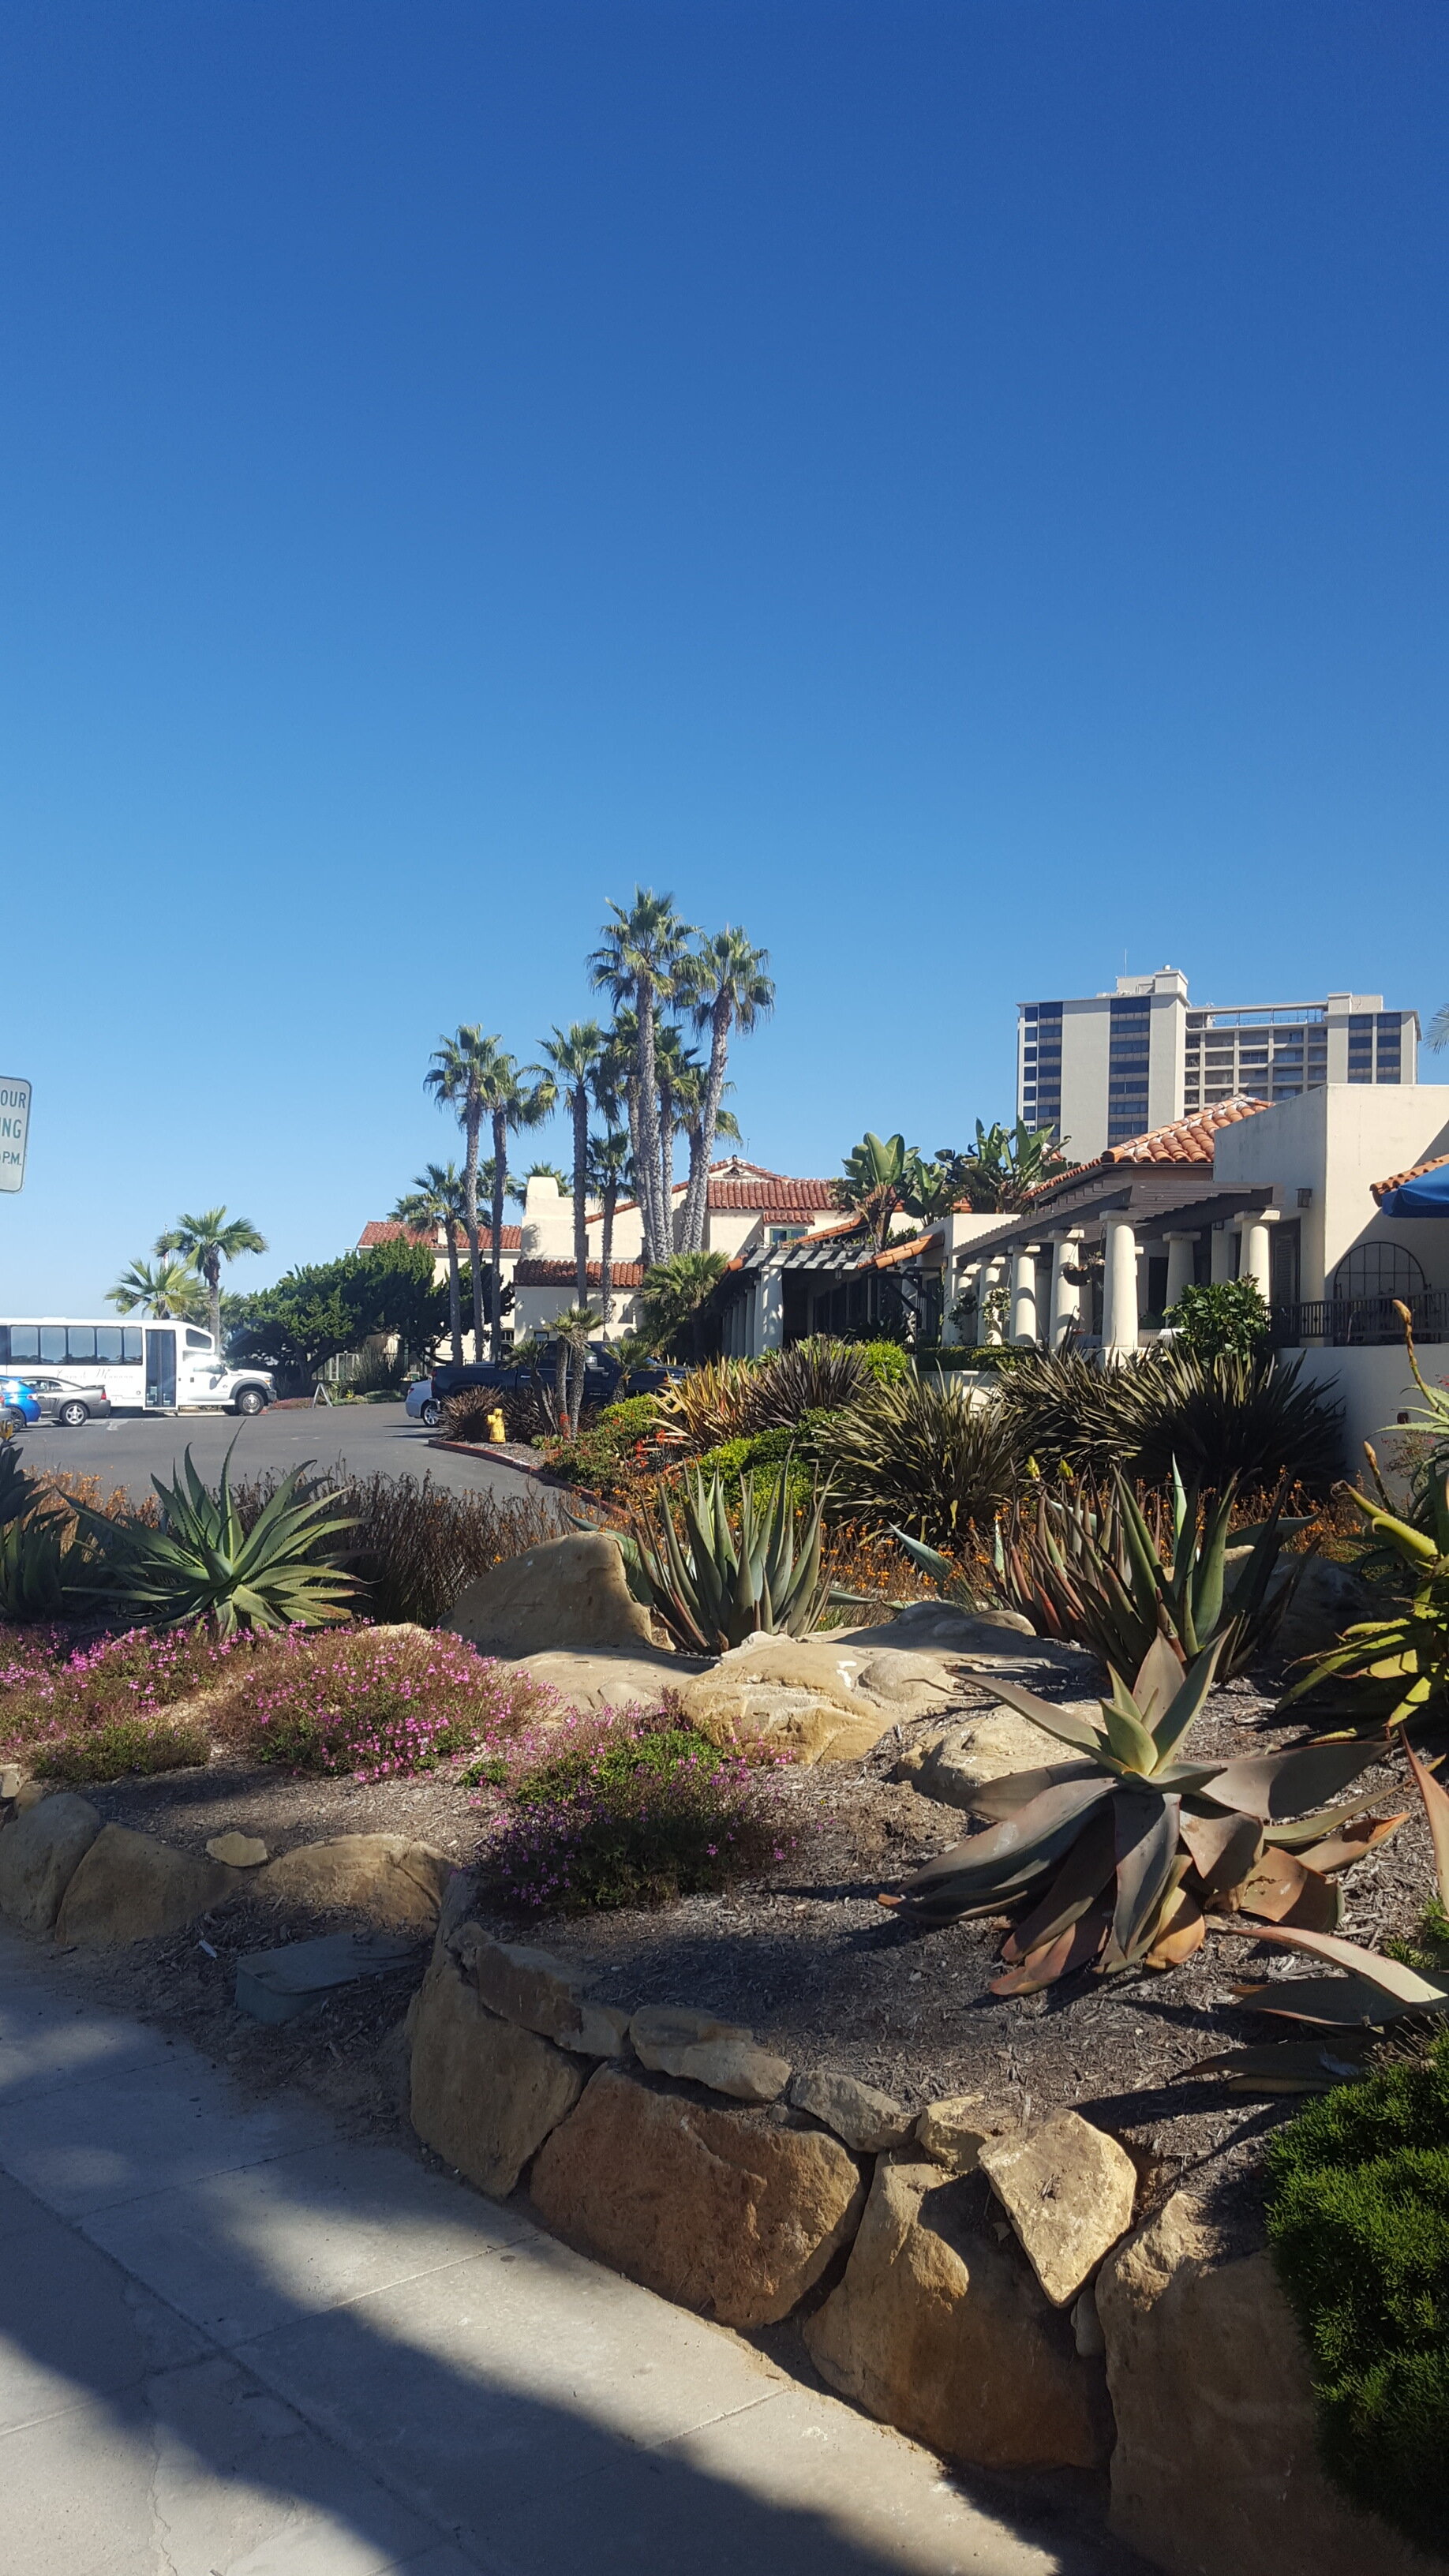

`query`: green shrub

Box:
[692,1425,814,1512]
[35,1713,210,1784]
[1267,2038,1449,2552]
[1165,1277,1270,1360]
[856,1339,911,1387]
[595,1395,661,1439]
[476,1702,802,1910]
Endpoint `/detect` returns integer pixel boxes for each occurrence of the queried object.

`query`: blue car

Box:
[0,1377,41,1430]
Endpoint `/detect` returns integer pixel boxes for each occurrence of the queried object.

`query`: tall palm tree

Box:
[478,1049,555,1358]
[589,890,696,1265]
[541,1022,605,1305]
[392,1163,468,1362]
[683,929,774,1251]
[425,1028,494,1359]
[154,1208,268,1348]
[652,1020,702,1248]
[586,1126,632,1327]
[1430,1005,1448,1052]
[107,1256,207,1321]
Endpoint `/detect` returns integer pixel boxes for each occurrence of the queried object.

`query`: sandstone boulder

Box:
[979,2112,1136,2307]
[908,1709,1077,1808]
[629,2005,789,2102]
[803,2155,1107,2470]
[255,1833,452,1929]
[1268,1553,1380,1662]
[786,2066,912,2153]
[530,2065,865,2327]
[914,2092,1019,2172]
[0,1792,100,1934]
[54,1825,238,1945]
[205,1832,268,1868]
[1097,2191,1436,2576]
[513,1645,695,1715]
[447,1532,655,1657]
[450,1923,628,2056]
[409,1951,585,2196]
[676,1675,867,1764]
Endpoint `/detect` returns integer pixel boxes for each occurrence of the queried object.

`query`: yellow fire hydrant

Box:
[486,1406,507,1444]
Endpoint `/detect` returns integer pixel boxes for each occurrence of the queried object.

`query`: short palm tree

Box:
[682,928,773,1251]
[392,1163,468,1362]
[549,1303,602,1435]
[639,1250,728,1361]
[107,1256,207,1321]
[154,1208,268,1350]
[540,1023,605,1305]
[586,1125,632,1326]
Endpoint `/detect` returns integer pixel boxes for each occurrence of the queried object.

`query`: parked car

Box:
[405,1379,441,1428]
[28,1376,114,1428]
[430,1346,683,1407]
[0,1377,41,1430]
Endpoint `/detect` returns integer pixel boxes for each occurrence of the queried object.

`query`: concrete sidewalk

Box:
[0,1926,1126,2576]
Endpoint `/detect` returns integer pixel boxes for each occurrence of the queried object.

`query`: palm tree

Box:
[153,1208,268,1348]
[652,1020,702,1248]
[541,1023,605,1305]
[548,1303,602,1436]
[673,1058,741,1241]
[683,929,774,1251]
[392,1163,468,1362]
[589,890,696,1266]
[108,1256,207,1321]
[586,1126,632,1328]
[426,1032,553,1360]
[638,1251,728,1362]
[1429,1005,1448,1053]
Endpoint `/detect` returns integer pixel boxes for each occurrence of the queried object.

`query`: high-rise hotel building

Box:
[1017,968,1418,1162]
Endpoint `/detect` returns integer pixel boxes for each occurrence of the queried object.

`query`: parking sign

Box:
[0,1079,31,1192]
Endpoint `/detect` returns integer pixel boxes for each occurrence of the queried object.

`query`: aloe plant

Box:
[978,1468,1307,1680]
[80,1443,356,1634]
[1282,1462,1449,1733]
[1205,1741,1449,2047]
[893,1634,1395,1991]
[622,1463,831,1654]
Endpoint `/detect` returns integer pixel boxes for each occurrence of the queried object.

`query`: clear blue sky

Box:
[2,1,1445,1309]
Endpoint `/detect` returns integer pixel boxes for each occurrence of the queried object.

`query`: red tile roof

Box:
[1096,1098,1271,1168]
[358,1219,522,1252]
[706,1175,836,1211]
[870,1227,942,1270]
[514,1260,646,1289]
[1372,1151,1449,1204]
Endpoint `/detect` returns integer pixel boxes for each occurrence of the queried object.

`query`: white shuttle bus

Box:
[0,1318,274,1419]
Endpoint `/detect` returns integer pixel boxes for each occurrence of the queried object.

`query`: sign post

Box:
[0,1079,32,1192]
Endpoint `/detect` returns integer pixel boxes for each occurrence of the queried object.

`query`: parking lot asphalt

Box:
[10,1401,545,1507]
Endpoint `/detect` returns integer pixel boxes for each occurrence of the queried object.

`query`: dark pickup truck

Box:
[430,1346,682,1405]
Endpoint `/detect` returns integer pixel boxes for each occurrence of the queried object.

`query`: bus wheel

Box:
[234,1387,267,1417]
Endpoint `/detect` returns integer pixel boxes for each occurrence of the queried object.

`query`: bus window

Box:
[95,1327,124,1364]
[185,1328,213,1350]
[122,1326,144,1362]
[39,1327,68,1363]
[66,1327,97,1362]
[9,1326,40,1361]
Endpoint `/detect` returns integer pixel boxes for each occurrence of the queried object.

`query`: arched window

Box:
[1331,1241,1427,1302]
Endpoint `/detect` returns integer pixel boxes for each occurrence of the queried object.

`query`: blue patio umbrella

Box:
[1376,1160,1449,1217]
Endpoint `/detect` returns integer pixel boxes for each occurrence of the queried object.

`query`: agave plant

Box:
[984,1469,1307,1680]
[893,1634,1398,1992]
[1183,1743,1449,2087]
[653,1357,758,1451]
[80,1444,356,1634]
[1282,1462,1449,1734]
[739,1339,872,1433]
[621,1464,831,1653]
[0,1446,73,1619]
[1119,1342,1342,1493]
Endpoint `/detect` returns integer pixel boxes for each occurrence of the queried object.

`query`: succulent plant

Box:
[987,1467,1308,1680]
[620,1462,831,1654]
[1282,1464,1449,1734]
[892,1634,1398,1993]
[80,1443,356,1634]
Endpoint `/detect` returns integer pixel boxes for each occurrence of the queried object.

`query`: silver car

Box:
[405,1378,441,1428]
[28,1377,114,1428]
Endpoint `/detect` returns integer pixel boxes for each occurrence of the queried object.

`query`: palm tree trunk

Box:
[205,1252,222,1350]
[685,994,732,1253]
[489,1109,508,1361]
[567,1339,586,1432]
[635,978,664,1264]
[600,1183,617,1327]
[658,1071,676,1252]
[683,1121,706,1256]
[572,1083,589,1307]
[552,1335,569,1432]
[462,1106,485,1360]
[445,1228,463,1362]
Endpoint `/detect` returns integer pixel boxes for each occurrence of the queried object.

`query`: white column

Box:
[981,1259,1005,1343]
[1102,1217,1140,1362]
[754,1265,786,1353]
[1211,1223,1236,1284]
[1048,1232,1083,1347]
[1241,1208,1279,1303]
[1009,1245,1041,1344]
[1164,1232,1197,1311]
